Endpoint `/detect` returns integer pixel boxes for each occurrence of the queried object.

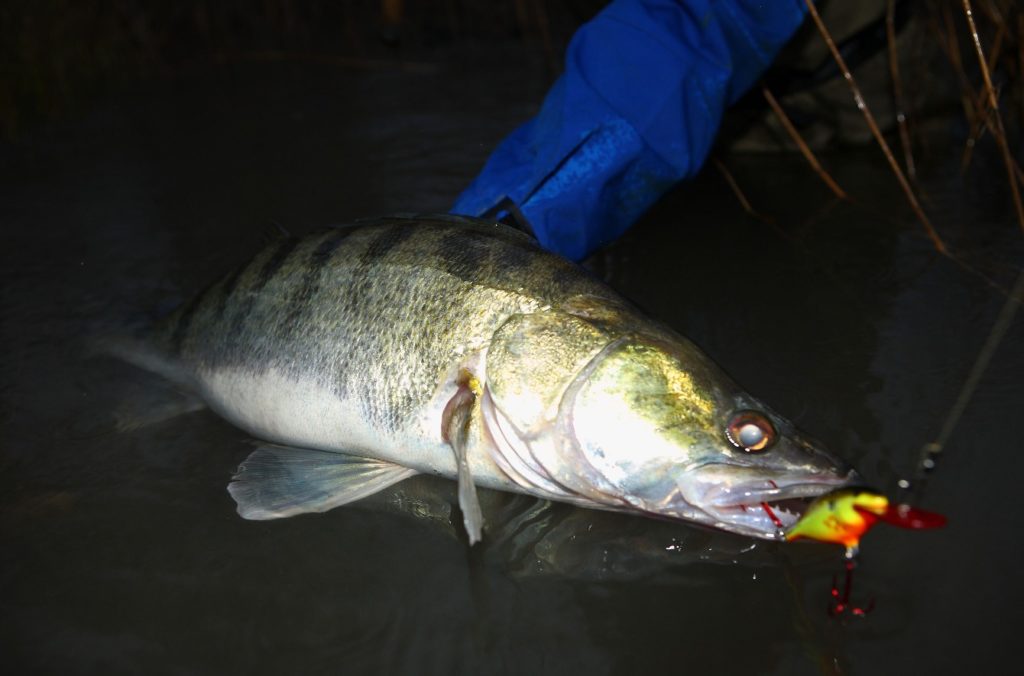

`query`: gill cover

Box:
[484,304,617,503]
[484,298,732,511]
[567,337,729,510]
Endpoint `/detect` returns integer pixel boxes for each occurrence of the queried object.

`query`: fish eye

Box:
[725,411,776,452]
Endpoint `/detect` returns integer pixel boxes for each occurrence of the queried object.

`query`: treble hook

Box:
[827,558,875,617]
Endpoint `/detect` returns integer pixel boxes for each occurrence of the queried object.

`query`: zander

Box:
[115,214,857,543]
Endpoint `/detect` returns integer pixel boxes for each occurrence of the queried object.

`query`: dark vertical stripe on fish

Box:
[498,237,536,273]
[311,227,356,267]
[215,263,248,318]
[359,225,415,264]
[255,237,301,291]
[328,224,417,408]
[280,228,356,330]
[170,283,211,353]
[436,228,494,283]
[218,237,299,355]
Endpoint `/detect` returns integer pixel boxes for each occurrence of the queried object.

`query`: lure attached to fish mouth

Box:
[681,429,859,537]
[112,215,858,543]
[785,488,947,553]
[689,469,856,537]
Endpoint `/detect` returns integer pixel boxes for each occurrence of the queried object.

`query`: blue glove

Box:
[451,0,808,260]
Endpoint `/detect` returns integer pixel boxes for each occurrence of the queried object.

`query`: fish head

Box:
[485,309,857,540]
[562,334,859,538]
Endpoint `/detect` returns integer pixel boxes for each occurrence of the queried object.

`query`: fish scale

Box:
[162,218,602,432]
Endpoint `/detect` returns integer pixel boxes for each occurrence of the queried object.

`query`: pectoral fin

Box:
[442,374,485,545]
[228,445,417,520]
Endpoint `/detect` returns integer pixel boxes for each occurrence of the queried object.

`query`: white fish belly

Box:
[196,365,517,491]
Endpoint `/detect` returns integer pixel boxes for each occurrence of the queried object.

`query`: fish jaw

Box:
[675,465,861,539]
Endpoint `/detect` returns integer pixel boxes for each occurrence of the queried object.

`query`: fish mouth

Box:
[696,471,859,539]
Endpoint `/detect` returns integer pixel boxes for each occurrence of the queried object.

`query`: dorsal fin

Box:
[260,220,292,246]
[351,213,538,245]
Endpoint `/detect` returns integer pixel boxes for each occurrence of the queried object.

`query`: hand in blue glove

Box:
[452,0,808,260]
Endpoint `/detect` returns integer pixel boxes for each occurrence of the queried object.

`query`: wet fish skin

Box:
[147,214,854,539]
[163,216,602,435]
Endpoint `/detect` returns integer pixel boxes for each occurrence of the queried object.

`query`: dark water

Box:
[2,44,1022,675]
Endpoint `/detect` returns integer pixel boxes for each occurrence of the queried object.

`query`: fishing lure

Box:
[783,488,946,554]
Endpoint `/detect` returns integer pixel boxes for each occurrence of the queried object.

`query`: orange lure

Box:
[784,489,946,553]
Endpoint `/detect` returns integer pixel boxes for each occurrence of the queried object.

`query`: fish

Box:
[114,214,858,543]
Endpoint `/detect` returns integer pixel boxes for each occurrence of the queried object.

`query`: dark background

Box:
[2,1,1022,674]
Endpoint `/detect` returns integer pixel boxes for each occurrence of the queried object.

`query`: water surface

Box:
[2,45,1021,675]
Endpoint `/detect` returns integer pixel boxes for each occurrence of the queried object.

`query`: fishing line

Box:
[900,266,1024,504]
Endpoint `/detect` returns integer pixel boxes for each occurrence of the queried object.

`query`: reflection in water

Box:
[350,473,853,673]
[359,475,840,581]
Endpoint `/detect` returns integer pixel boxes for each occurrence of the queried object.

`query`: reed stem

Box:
[761,86,848,200]
[961,0,1024,235]
[886,0,916,180]
[804,0,947,254]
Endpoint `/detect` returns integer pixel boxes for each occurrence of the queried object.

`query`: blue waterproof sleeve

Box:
[451,0,808,260]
